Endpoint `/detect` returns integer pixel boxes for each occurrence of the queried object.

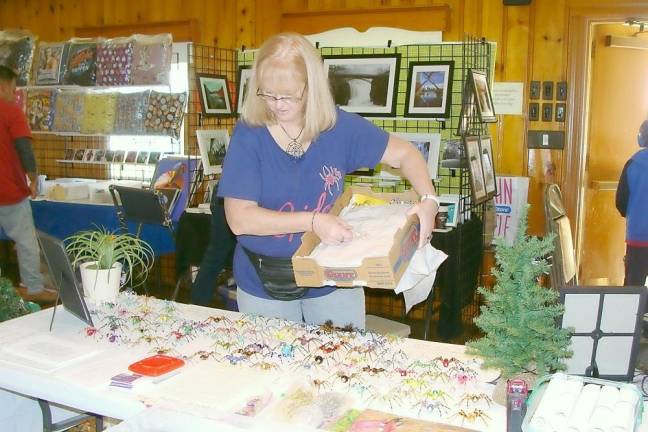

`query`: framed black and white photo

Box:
[479,136,497,198]
[237,66,252,115]
[404,61,454,118]
[197,74,232,116]
[469,69,496,123]
[323,54,400,117]
[456,76,477,136]
[464,135,488,204]
[196,129,230,175]
[439,194,460,227]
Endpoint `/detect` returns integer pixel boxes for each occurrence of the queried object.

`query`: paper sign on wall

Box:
[492,82,523,115]
[492,176,529,246]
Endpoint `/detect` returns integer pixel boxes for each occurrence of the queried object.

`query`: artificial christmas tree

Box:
[467,205,572,386]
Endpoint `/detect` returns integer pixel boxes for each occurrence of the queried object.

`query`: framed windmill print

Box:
[323,54,400,117]
[404,61,454,118]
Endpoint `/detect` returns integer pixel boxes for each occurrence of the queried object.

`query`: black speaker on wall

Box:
[504,0,531,5]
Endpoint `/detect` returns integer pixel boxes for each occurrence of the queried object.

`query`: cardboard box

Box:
[292,186,420,289]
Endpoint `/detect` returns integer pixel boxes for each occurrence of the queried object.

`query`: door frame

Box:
[564,4,648,270]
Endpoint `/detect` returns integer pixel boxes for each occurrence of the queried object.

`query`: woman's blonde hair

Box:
[241,32,337,143]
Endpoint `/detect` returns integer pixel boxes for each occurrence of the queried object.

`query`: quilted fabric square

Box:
[64,42,97,86]
[144,91,186,139]
[96,42,133,86]
[0,36,35,86]
[132,41,172,85]
[113,91,149,134]
[81,93,117,134]
[25,89,55,131]
[53,91,84,133]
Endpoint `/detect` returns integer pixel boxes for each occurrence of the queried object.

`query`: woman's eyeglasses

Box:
[256,86,306,104]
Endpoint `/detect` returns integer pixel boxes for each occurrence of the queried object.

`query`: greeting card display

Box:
[131,34,172,86]
[113,91,149,134]
[53,90,84,133]
[144,91,186,139]
[26,89,55,132]
[96,39,133,86]
[81,93,117,135]
[35,42,69,85]
[0,32,35,86]
[64,41,97,86]
[150,156,199,221]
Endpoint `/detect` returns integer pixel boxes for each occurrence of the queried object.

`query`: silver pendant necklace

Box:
[279,123,305,159]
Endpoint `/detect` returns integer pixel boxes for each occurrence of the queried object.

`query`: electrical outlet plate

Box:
[528,130,564,149]
[556,81,567,101]
[543,81,554,100]
[529,102,539,121]
[555,103,566,122]
[530,81,540,99]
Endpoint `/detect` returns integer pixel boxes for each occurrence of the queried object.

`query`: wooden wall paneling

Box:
[460,0,483,40]
[254,0,282,47]
[280,5,451,34]
[75,20,200,42]
[525,0,566,234]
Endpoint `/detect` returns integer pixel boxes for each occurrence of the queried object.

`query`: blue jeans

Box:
[236,286,366,329]
[190,195,236,306]
[0,198,43,293]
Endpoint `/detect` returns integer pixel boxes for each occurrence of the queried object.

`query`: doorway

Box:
[578,22,648,284]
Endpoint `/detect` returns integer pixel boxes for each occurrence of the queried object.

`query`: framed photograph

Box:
[464,135,488,204]
[384,132,441,179]
[440,138,466,169]
[469,69,496,123]
[83,149,95,162]
[93,149,105,163]
[136,151,150,164]
[404,61,454,118]
[479,136,497,197]
[104,150,115,163]
[197,74,232,116]
[236,66,252,115]
[439,194,460,227]
[148,151,161,165]
[125,151,138,164]
[323,54,400,117]
[456,76,477,136]
[196,129,230,175]
[113,150,126,163]
[63,148,75,161]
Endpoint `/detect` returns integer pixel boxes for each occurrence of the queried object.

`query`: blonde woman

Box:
[218,33,438,328]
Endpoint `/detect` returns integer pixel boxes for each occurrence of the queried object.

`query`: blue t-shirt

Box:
[217,109,388,299]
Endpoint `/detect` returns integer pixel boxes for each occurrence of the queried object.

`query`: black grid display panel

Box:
[185,44,239,206]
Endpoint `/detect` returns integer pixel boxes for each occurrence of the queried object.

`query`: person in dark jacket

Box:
[616,120,648,286]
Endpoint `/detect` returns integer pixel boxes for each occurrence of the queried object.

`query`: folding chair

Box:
[109,185,182,300]
[544,183,578,288]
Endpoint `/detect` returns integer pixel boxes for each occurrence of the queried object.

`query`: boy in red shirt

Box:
[0,65,55,302]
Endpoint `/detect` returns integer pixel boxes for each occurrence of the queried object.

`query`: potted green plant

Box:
[65,227,154,301]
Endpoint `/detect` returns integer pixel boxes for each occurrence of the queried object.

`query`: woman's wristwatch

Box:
[420,194,440,208]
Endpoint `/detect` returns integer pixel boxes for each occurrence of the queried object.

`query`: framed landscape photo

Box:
[404,61,454,118]
[464,135,488,204]
[196,129,230,175]
[323,54,400,117]
[469,69,496,123]
[197,74,232,116]
[388,132,441,179]
[479,136,497,198]
[236,66,252,115]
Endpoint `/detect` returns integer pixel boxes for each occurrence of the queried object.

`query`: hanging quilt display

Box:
[144,91,186,139]
[131,34,172,86]
[0,31,35,86]
[96,38,133,86]
[53,90,84,133]
[25,89,55,132]
[34,42,69,85]
[113,91,150,134]
[81,92,117,135]
[64,40,97,86]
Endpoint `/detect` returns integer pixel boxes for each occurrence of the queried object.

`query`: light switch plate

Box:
[528,130,564,149]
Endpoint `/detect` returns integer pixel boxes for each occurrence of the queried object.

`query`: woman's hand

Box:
[408,199,439,248]
[312,212,354,245]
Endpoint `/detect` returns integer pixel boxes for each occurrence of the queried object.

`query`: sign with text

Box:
[492,176,529,246]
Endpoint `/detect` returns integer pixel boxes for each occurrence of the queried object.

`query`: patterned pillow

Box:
[113,91,149,134]
[131,39,172,85]
[81,93,117,135]
[25,89,55,132]
[0,36,35,86]
[96,41,133,86]
[144,91,186,139]
[64,42,97,86]
[53,91,84,133]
